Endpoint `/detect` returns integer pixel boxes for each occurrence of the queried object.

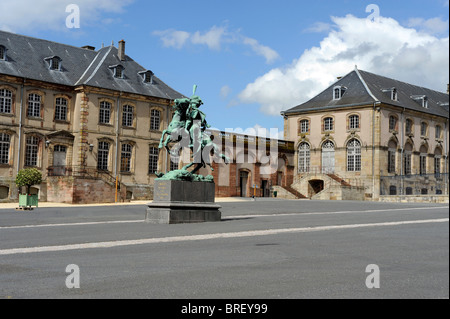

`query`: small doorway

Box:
[261,180,269,197]
[240,171,249,197]
[53,145,67,176]
[309,179,324,196]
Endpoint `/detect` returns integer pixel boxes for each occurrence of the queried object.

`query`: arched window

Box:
[388,140,397,174]
[403,142,413,175]
[347,139,361,172]
[419,145,428,175]
[434,148,442,176]
[150,109,161,131]
[322,140,335,173]
[0,89,12,114]
[298,143,310,173]
[0,132,11,165]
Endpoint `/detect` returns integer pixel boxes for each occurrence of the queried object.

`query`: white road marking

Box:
[0,220,141,230]
[226,206,449,219]
[0,218,447,256]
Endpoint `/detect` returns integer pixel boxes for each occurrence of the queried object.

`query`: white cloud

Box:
[0,0,134,32]
[238,14,450,116]
[407,17,449,35]
[191,26,227,50]
[153,25,279,64]
[304,22,334,33]
[220,85,232,99]
[152,29,190,49]
[242,36,280,64]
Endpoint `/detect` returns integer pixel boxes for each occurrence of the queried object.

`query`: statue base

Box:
[146,179,221,224]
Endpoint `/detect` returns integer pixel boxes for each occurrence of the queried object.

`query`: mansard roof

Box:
[283,68,449,118]
[0,30,185,100]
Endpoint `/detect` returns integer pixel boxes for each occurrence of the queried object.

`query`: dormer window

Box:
[0,45,6,61]
[411,95,428,108]
[110,65,124,79]
[139,70,154,84]
[382,88,398,101]
[333,86,346,100]
[45,56,62,71]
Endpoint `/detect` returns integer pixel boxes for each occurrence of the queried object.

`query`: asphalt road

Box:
[0,199,448,300]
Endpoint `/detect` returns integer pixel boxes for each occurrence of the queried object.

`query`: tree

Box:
[15,168,42,195]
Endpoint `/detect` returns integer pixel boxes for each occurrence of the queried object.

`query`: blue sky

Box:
[1,0,449,138]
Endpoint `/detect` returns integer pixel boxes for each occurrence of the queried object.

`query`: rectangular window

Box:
[324,117,333,132]
[0,133,10,165]
[0,89,12,114]
[349,115,360,130]
[28,94,41,118]
[170,152,179,171]
[122,105,134,127]
[99,101,111,124]
[434,156,441,176]
[300,120,309,134]
[389,116,397,131]
[97,141,109,171]
[150,109,161,131]
[405,119,413,135]
[435,126,442,139]
[420,122,427,137]
[149,146,159,174]
[55,97,68,121]
[25,136,39,167]
[120,144,132,173]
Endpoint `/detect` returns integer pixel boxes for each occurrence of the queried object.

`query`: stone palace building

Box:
[0,30,295,203]
[281,67,449,201]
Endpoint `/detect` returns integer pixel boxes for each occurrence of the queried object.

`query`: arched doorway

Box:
[240,171,249,197]
[322,140,335,173]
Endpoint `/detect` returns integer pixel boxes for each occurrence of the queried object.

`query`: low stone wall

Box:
[271,186,298,200]
[47,177,126,204]
[379,195,449,203]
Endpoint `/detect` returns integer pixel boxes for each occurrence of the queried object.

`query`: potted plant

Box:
[16,168,42,208]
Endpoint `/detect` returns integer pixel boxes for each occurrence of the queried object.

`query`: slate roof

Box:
[0,30,185,100]
[283,68,449,118]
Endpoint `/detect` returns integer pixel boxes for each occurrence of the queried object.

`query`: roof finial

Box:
[111,40,114,46]
[355,64,358,70]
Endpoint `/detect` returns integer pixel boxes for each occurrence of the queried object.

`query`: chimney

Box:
[118,40,126,61]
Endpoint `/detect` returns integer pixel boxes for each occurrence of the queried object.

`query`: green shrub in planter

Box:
[16,168,42,208]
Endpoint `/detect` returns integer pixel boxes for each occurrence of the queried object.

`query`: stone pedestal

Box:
[146,180,222,224]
